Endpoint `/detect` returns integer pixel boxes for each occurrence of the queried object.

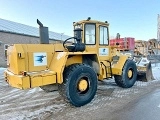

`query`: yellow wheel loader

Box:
[4,18,138,107]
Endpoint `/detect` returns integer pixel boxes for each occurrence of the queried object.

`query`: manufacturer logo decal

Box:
[34,53,47,66]
[99,48,109,56]
[35,55,46,63]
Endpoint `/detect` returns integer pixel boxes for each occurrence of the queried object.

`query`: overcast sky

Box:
[0,0,159,40]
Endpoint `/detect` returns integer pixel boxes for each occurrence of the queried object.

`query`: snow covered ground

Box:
[152,63,160,80]
[0,64,160,120]
[0,68,6,79]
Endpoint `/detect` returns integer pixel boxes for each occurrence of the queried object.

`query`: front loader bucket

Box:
[137,62,155,82]
[145,62,155,81]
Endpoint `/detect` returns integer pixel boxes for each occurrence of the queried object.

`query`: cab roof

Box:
[74,19,109,26]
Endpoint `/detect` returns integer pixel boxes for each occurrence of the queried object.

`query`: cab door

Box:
[98,25,112,79]
[98,25,110,61]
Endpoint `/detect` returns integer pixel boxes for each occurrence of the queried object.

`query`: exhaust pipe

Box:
[37,19,49,44]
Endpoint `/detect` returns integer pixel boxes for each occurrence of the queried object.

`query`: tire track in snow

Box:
[0,73,67,119]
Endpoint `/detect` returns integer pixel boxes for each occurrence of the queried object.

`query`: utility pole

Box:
[158,14,160,44]
[156,14,160,66]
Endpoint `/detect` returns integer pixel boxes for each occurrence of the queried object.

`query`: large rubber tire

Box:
[58,63,97,107]
[40,84,58,92]
[114,60,137,88]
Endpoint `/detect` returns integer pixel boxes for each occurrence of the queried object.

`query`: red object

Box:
[110,37,135,50]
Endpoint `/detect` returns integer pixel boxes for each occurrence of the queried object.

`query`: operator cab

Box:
[74,17,109,45]
[73,18,110,59]
[63,17,110,56]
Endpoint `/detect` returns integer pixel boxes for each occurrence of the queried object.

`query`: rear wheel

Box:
[58,64,97,107]
[114,60,137,88]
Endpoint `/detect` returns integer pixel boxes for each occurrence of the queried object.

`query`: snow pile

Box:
[152,63,160,80]
[0,67,6,79]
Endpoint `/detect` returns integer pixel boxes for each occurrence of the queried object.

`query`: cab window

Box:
[99,26,109,45]
[84,24,96,44]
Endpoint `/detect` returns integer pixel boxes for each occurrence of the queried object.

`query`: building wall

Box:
[0,32,61,67]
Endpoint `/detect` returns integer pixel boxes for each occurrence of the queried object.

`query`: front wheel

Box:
[114,60,137,88]
[58,64,97,107]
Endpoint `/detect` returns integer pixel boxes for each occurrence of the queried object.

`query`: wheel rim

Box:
[78,79,88,92]
[128,69,133,79]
